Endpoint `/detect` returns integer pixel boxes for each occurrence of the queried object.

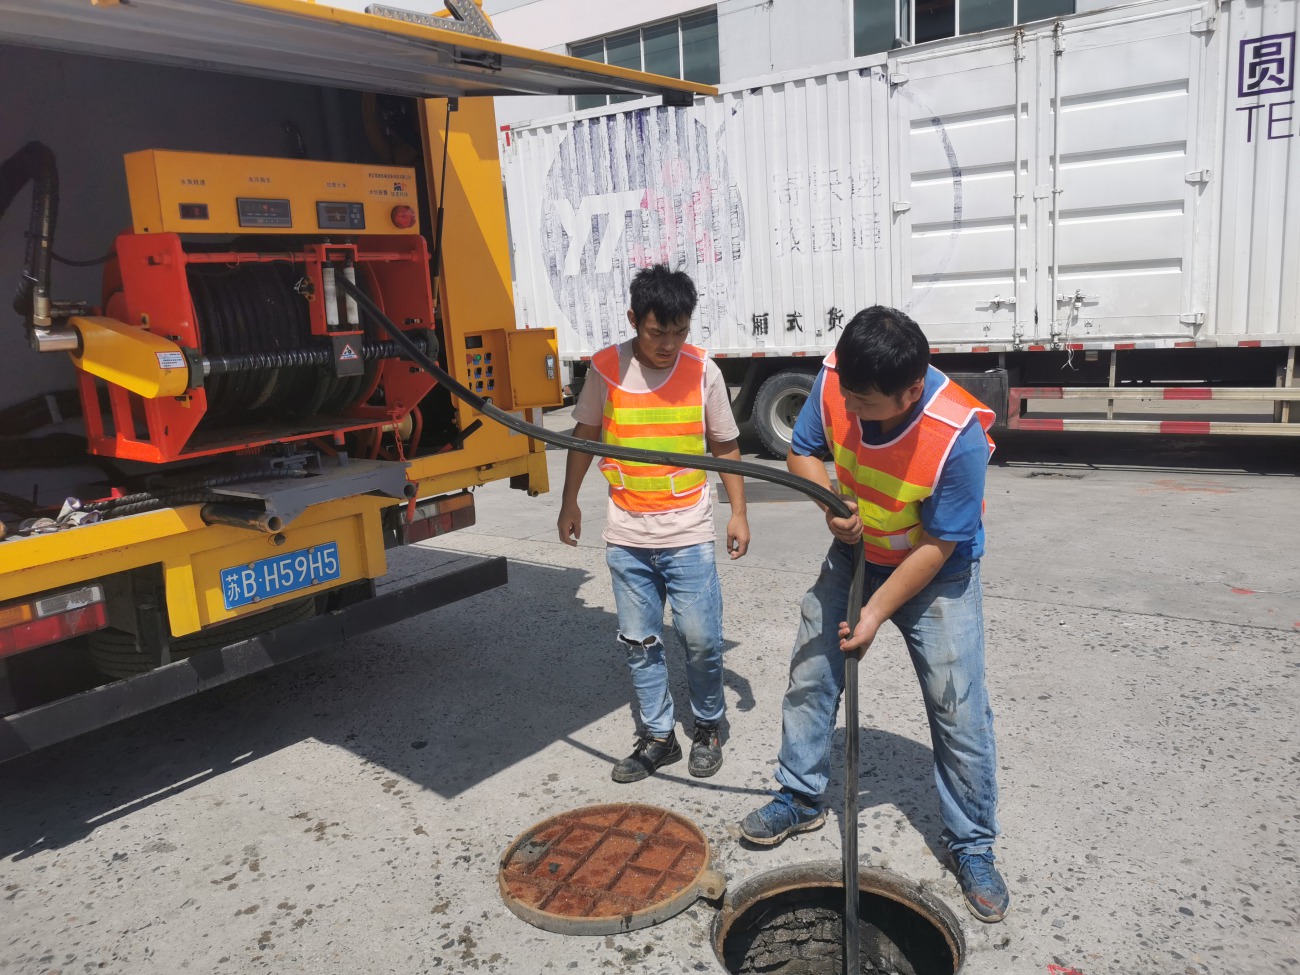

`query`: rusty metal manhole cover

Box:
[499,802,726,935]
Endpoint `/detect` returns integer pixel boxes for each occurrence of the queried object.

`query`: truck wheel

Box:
[753,371,815,458]
[89,597,316,680]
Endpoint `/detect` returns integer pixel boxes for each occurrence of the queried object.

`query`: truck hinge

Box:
[892,201,912,214]
[1185,169,1212,184]
[1179,312,1206,326]
[888,71,909,86]
[1190,15,1216,33]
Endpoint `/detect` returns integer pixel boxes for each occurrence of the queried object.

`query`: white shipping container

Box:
[502,0,1300,361]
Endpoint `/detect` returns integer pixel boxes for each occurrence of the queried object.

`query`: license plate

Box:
[220,542,340,610]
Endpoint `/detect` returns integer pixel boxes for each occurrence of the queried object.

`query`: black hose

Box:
[332,272,868,959]
[0,141,58,323]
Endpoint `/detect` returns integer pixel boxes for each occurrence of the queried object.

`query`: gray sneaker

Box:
[954,850,1010,923]
[739,791,827,846]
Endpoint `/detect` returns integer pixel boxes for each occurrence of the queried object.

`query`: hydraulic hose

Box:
[332,272,867,969]
[0,141,58,325]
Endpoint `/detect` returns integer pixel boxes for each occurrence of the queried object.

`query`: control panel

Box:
[123,150,420,235]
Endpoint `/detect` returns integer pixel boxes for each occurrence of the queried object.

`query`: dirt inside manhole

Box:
[712,861,964,975]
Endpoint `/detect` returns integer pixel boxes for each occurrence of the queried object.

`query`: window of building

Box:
[571,9,719,111]
[853,0,1073,56]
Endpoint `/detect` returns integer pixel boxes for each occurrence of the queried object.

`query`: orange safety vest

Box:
[821,354,995,566]
[590,342,710,513]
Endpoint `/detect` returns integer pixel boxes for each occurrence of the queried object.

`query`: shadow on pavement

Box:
[0,558,762,859]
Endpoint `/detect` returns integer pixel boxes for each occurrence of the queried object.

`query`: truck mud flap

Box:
[0,554,506,763]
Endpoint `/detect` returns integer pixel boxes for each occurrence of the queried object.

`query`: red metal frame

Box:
[85,233,437,463]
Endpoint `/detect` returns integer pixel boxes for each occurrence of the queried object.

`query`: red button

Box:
[391,205,417,229]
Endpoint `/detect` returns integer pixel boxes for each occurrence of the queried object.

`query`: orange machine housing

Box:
[84,233,438,464]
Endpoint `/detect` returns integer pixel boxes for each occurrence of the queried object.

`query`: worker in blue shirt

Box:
[739,305,1009,924]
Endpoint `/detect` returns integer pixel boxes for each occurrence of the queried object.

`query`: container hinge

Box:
[1179,312,1205,326]
[1190,15,1216,33]
[1185,169,1212,184]
[889,71,909,86]
[892,201,911,213]
[1033,185,1053,200]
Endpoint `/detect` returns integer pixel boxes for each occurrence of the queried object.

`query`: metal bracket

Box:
[1190,16,1216,33]
[982,294,1017,309]
[892,201,912,213]
[1179,312,1206,326]
[453,48,503,71]
[888,71,909,86]
[366,2,501,40]
[1185,169,1212,184]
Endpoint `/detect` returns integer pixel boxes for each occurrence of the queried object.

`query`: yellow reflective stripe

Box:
[603,402,704,424]
[605,432,705,454]
[611,468,707,493]
[836,484,921,533]
[830,442,931,501]
[858,500,920,533]
[858,523,922,551]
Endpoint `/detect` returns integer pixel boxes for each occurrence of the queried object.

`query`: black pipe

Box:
[203,335,433,376]
[332,271,869,968]
[0,142,59,325]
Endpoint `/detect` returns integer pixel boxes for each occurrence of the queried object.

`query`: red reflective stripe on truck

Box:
[1016,418,1065,431]
[1027,344,1046,351]
[1160,421,1212,434]
[1115,343,1136,350]
[1163,388,1213,400]
[1238,341,1262,347]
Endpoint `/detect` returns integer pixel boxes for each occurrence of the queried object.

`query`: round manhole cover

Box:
[499,803,726,935]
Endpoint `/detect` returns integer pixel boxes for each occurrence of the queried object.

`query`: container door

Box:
[1037,4,1212,345]
[888,37,1026,345]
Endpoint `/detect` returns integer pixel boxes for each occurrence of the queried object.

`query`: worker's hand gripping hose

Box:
[332,273,866,972]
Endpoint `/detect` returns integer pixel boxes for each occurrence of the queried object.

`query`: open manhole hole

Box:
[499,803,725,935]
[712,861,964,975]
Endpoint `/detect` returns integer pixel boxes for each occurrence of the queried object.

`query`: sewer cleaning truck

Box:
[500,0,1300,454]
[0,0,709,760]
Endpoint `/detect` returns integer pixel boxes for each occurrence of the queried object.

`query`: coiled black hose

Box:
[331,272,869,966]
[186,262,382,422]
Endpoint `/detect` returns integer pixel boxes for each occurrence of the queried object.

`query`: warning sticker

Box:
[339,344,359,361]
[156,351,186,370]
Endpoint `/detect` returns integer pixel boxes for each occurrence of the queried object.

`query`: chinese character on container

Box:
[1239,33,1295,97]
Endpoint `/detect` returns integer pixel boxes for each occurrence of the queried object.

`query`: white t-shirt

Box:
[573,340,740,549]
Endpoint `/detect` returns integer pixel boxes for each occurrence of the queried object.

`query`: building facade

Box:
[481,0,1111,124]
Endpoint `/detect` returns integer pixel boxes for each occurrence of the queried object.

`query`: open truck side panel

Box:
[0,0,713,759]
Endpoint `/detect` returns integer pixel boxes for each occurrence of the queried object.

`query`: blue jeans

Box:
[606,543,725,738]
[775,541,1000,856]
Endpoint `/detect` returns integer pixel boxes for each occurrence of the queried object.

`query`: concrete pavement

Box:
[0,417,1296,975]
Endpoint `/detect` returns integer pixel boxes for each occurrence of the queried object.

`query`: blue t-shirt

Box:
[791,365,990,576]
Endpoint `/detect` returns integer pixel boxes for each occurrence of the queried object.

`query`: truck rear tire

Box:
[752,371,815,458]
[89,597,316,680]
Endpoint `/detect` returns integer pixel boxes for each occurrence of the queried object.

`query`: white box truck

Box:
[502,0,1300,453]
